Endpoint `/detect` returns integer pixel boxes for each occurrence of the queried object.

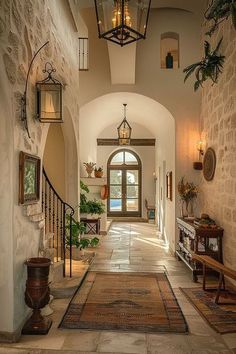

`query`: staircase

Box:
[42,168,75,277]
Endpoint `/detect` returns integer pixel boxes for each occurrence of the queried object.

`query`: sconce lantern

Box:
[94,0,152,47]
[193,140,205,170]
[36,62,63,123]
[117,103,132,145]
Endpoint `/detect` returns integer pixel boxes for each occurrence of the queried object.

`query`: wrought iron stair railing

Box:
[42,168,75,277]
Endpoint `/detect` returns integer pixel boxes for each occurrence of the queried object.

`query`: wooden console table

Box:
[81,218,101,235]
[176,217,223,282]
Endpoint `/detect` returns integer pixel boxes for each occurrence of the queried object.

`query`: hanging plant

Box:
[205,0,236,36]
[183,38,225,91]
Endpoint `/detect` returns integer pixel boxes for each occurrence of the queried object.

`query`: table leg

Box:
[215,272,223,304]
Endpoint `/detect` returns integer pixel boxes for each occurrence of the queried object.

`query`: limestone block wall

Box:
[0,0,80,338]
[200,18,236,272]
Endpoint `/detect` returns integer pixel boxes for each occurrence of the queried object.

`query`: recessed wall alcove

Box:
[161,32,180,69]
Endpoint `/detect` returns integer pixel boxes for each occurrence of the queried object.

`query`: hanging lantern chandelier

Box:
[117,103,132,145]
[94,0,152,47]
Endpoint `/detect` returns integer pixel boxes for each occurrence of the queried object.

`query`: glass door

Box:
[108,150,141,217]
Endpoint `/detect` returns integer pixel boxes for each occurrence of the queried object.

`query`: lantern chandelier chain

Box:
[21,41,49,139]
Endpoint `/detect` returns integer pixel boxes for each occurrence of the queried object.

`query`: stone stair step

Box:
[50,269,88,299]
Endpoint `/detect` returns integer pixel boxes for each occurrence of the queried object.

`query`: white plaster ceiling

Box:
[75,0,207,84]
[77,0,207,14]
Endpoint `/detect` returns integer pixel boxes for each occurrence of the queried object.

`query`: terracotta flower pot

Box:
[94,171,103,178]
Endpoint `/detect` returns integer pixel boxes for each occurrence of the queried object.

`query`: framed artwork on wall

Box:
[166,171,173,201]
[19,151,41,205]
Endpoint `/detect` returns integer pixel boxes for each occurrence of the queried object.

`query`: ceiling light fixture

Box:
[94,0,151,47]
[117,103,132,145]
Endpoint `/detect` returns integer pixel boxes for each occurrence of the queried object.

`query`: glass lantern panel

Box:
[40,84,61,120]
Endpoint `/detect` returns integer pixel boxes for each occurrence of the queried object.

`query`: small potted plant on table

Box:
[94,166,103,178]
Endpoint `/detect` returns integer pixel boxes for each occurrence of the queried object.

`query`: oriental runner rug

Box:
[181,287,236,334]
[60,272,188,333]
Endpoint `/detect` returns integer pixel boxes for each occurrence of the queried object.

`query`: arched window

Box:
[160,32,180,69]
[107,149,142,217]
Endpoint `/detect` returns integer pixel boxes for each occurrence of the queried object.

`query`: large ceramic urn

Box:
[22,257,52,335]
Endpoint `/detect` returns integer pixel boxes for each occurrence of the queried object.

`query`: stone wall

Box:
[0,0,80,338]
[200,17,236,272]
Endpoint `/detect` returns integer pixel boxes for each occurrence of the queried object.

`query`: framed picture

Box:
[19,151,41,205]
[166,171,172,201]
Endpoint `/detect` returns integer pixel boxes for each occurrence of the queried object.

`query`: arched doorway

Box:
[107,149,142,217]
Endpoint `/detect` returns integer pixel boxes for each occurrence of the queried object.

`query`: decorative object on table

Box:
[100,184,109,200]
[83,162,96,178]
[20,41,49,138]
[60,271,188,333]
[36,62,63,123]
[194,213,217,228]
[19,152,41,205]
[193,140,205,170]
[117,103,132,145]
[203,147,216,181]
[166,52,174,69]
[166,171,173,201]
[204,0,236,36]
[183,38,225,91]
[94,166,103,178]
[22,257,52,335]
[177,177,198,217]
[94,0,151,47]
[180,287,236,334]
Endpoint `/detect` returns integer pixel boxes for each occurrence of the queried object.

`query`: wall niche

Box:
[161,32,179,69]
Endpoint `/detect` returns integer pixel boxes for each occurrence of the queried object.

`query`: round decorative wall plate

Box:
[203,147,216,181]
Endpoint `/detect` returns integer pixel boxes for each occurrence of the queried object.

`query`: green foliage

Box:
[79,180,105,215]
[94,166,103,172]
[205,0,236,36]
[183,38,225,91]
[65,214,100,249]
[86,199,105,215]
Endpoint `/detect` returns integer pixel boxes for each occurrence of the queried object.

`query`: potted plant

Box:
[65,216,99,258]
[94,166,103,178]
[86,199,105,219]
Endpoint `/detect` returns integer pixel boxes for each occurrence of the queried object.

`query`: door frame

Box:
[107,149,142,217]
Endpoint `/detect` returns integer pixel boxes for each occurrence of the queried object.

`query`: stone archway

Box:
[79,92,176,250]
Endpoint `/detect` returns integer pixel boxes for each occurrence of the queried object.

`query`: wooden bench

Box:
[192,254,236,304]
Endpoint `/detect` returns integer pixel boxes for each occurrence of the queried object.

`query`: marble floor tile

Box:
[97,332,147,354]
[62,331,101,351]
[222,333,236,349]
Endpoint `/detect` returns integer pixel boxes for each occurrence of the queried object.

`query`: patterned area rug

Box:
[181,287,236,334]
[60,272,188,333]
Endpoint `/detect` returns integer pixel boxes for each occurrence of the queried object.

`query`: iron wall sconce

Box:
[21,41,49,138]
[36,62,63,123]
[193,140,205,170]
[117,103,132,145]
[94,0,151,47]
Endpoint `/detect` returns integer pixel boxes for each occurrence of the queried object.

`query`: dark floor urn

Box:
[22,257,52,335]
